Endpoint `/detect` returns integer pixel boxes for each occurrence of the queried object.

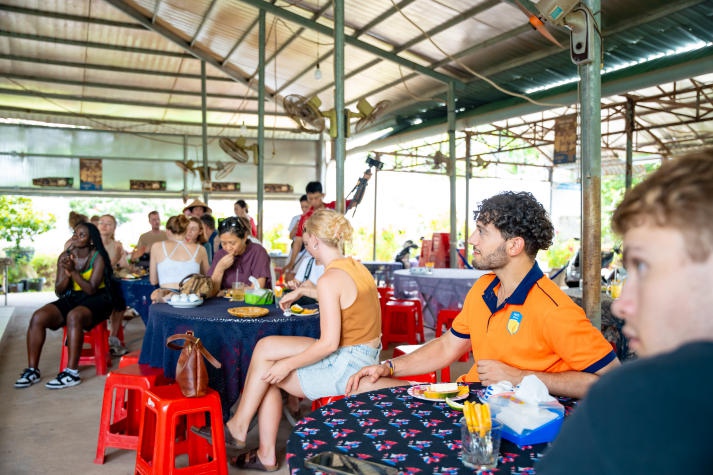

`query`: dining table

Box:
[138,297,321,420]
[287,384,577,474]
[392,269,488,328]
[118,275,155,325]
[360,261,404,287]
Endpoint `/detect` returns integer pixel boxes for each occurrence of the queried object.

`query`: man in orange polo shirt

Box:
[347,191,619,399]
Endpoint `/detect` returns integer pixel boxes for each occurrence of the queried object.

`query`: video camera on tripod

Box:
[346,154,384,214]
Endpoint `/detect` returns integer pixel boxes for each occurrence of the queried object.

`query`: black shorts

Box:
[51,290,112,329]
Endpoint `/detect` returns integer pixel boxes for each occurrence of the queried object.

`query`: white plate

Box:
[167,299,203,308]
[283,309,320,317]
[407,384,470,402]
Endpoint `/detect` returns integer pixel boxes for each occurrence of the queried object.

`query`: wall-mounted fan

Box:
[219,136,259,165]
[283,95,326,134]
[431,150,451,173]
[354,98,391,133]
[174,160,237,185]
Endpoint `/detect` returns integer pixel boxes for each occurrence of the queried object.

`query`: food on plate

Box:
[412,382,468,400]
[445,397,465,411]
[289,304,318,315]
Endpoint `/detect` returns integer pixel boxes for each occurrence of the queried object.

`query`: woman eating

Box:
[196,209,383,471]
[207,216,271,296]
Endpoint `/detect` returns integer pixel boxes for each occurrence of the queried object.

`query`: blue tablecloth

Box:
[362,261,404,286]
[139,298,320,419]
[393,269,488,327]
[118,276,155,325]
[287,384,577,474]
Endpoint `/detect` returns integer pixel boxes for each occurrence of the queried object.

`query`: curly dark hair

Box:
[474,191,554,258]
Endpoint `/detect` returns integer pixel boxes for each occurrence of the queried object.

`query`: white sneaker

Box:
[45,370,81,389]
[14,368,41,388]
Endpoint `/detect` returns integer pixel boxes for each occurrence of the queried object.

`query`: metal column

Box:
[580,0,603,329]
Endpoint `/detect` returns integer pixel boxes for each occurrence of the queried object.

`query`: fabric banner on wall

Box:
[553,114,577,164]
[80,158,103,190]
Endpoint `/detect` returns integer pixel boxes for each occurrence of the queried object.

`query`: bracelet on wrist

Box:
[384,359,395,377]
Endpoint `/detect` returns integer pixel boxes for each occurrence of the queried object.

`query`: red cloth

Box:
[294,201,337,238]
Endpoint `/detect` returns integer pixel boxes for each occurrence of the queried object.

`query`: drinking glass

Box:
[460,418,502,470]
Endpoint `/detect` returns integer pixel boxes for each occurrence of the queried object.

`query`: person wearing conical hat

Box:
[183,199,212,218]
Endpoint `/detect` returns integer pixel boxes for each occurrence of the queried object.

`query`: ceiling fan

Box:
[354,98,391,134]
[174,160,237,184]
[283,94,326,134]
[283,94,390,138]
[431,150,451,173]
[219,136,259,165]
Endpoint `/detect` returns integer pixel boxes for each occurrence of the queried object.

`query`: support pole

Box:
[200,61,209,204]
[580,0,602,329]
[334,0,345,213]
[257,10,266,240]
[448,82,457,268]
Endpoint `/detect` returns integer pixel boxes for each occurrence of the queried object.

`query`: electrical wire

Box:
[389,0,565,108]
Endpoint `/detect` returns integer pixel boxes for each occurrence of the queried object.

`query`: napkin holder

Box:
[244,288,274,305]
[488,393,564,446]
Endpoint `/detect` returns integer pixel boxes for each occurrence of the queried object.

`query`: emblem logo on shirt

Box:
[507,311,523,335]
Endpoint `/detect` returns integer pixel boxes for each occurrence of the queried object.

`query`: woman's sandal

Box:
[232,449,279,472]
[190,424,246,455]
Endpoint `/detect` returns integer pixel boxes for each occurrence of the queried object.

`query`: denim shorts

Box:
[297,343,381,400]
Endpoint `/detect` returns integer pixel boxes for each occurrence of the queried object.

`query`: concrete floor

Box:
[0,291,470,474]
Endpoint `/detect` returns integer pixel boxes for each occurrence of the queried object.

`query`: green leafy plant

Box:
[0,196,55,249]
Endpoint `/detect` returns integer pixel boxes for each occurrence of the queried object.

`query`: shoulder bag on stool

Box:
[166,330,221,397]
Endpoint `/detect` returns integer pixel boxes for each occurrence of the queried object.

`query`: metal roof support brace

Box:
[447,82,458,268]
[580,0,602,329]
[257,10,266,240]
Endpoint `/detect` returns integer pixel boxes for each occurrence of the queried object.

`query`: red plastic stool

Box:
[135,384,227,475]
[392,344,438,383]
[95,364,171,464]
[381,299,425,349]
[311,394,346,411]
[119,350,141,368]
[435,308,460,337]
[59,321,111,376]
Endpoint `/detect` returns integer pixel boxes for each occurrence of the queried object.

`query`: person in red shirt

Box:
[283,182,337,275]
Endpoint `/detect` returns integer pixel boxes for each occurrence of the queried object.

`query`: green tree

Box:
[0,196,55,249]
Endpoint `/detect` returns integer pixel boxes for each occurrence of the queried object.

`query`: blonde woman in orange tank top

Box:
[196,209,394,471]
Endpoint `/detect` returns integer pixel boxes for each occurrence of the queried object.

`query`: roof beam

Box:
[103,0,279,102]
[0,87,261,114]
[0,30,188,57]
[1,73,259,102]
[238,0,457,85]
[0,53,237,83]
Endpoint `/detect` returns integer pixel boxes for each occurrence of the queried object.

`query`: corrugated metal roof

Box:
[0,0,711,152]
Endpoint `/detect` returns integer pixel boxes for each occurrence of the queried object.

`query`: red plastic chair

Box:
[381,299,425,349]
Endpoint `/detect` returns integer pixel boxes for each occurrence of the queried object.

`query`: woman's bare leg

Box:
[225,335,312,442]
[64,307,94,370]
[26,304,63,368]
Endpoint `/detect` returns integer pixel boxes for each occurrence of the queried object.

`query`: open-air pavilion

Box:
[2,0,713,321]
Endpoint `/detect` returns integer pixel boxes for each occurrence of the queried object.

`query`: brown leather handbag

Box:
[166,331,221,397]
